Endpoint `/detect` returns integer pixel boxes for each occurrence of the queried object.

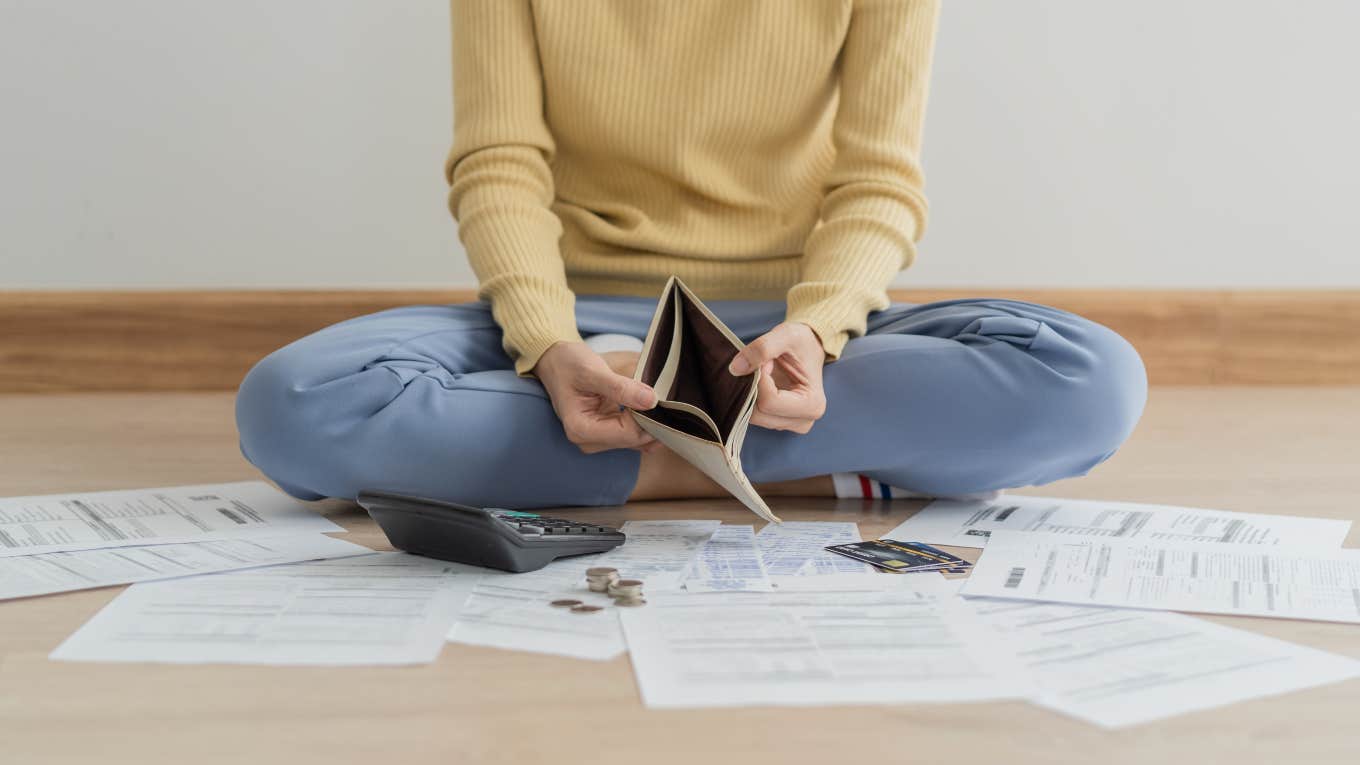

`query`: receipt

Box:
[756,521,871,576]
[685,525,772,592]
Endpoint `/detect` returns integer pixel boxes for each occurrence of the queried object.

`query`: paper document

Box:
[684,524,772,592]
[887,495,1351,550]
[448,559,625,661]
[0,481,343,558]
[604,520,720,590]
[968,598,1360,728]
[0,534,371,600]
[448,520,719,660]
[619,582,1030,708]
[962,531,1360,623]
[51,553,478,665]
[755,521,871,576]
[766,572,901,592]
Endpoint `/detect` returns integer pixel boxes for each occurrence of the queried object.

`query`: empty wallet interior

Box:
[636,288,753,444]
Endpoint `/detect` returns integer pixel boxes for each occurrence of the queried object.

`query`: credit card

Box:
[823,539,973,574]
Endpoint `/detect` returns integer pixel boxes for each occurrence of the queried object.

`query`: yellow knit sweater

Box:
[446,0,939,374]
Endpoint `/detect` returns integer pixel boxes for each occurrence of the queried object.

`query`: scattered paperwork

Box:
[599,520,720,590]
[448,562,626,661]
[684,524,772,592]
[17,485,1360,726]
[0,481,343,558]
[961,531,1360,623]
[447,520,719,660]
[620,576,1030,708]
[968,598,1360,728]
[755,521,871,576]
[51,553,479,665]
[887,495,1351,550]
[0,534,371,600]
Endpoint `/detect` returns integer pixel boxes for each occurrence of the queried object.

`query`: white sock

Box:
[831,473,1001,503]
[585,333,644,355]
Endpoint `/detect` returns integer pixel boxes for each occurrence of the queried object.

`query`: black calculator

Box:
[356,490,626,573]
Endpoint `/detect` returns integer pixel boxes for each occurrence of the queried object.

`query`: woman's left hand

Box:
[728,322,827,434]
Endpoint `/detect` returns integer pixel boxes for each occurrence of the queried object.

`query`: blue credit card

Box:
[824,539,973,573]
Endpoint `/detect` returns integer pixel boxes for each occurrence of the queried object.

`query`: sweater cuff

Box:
[785,269,898,361]
[510,322,584,377]
[479,275,584,376]
[785,287,879,361]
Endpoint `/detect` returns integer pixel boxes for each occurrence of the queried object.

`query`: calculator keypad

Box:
[492,512,615,537]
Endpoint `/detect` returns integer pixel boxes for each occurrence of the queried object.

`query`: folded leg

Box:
[234,303,641,508]
[737,298,1148,495]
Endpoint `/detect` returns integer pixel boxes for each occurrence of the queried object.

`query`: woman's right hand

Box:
[532,341,658,454]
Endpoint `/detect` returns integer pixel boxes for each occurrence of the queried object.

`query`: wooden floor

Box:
[1,388,1359,764]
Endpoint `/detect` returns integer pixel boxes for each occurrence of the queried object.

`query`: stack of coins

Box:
[607,578,646,607]
[585,567,619,592]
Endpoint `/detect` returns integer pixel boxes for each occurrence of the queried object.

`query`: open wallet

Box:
[629,276,781,523]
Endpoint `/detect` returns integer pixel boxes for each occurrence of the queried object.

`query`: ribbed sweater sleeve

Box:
[445,0,581,376]
[785,0,940,359]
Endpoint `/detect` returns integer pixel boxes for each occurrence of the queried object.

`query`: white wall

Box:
[2,0,1358,290]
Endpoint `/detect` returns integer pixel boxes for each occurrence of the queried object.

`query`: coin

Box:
[585,567,618,577]
[613,598,646,607]
[550,599,583,607]
[570,604,604,613]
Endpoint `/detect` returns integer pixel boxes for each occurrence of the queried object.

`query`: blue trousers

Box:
[235,296,1147,509]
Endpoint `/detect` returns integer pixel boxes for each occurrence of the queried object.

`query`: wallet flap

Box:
[635,277,681,395]
[631,412,782,524]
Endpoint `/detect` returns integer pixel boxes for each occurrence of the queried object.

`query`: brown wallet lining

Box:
[636,288,752,443]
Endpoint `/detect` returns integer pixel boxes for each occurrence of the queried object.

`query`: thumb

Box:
[729,329,790,376]
[585,366,657,410]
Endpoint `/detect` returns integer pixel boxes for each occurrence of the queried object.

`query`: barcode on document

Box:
[1004,567,1026,588]
[217,507,247,524]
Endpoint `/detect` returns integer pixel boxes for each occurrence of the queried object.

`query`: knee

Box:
[1041,320,1148,469]
[234,345,344,499]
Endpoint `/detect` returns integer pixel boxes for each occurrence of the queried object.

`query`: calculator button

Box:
[516,525,544,535]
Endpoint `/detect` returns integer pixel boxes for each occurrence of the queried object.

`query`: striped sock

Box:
[831,473,1001,503]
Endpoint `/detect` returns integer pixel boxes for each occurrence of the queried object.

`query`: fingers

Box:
[751,408,815,434]
[754,361,826,421]
[579,359,657,410]
[561,409,656,453]
[729,323,798,376]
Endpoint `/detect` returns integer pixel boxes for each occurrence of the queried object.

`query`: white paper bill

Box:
[0,481,343,558]
[619,581,1030,708]
[967,597,1360,728]
[447,520,720,660]
[608,520,720,590]
[447,562,624,661]
[767,572,903,592]
[0,534,372,600]
[755,521,871,576]
[961,531,1360,623]
[684,524,772,592]
[887,495,1351,550]
[50,553,479,665]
